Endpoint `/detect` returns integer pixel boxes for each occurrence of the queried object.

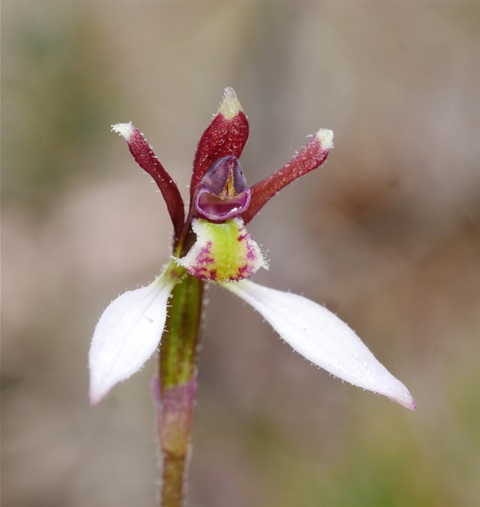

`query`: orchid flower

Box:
[89,88,415,506]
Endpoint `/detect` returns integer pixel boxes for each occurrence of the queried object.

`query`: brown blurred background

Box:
[2,2,478,506]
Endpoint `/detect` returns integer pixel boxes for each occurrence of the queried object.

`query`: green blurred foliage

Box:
[2,10,115,214]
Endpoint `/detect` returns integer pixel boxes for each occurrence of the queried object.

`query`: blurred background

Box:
[2,2,478,506]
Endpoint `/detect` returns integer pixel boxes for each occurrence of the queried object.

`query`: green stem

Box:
[156,274,204,507]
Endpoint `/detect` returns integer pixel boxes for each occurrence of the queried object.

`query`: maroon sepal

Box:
[241,132,332,224]
[122,126,185,241]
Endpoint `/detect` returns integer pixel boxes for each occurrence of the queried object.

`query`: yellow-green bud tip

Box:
[315,128,334,150]
[218,87,244,120]
[111,122,134,141]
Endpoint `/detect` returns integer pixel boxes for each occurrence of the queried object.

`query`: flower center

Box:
[194,156,251,222]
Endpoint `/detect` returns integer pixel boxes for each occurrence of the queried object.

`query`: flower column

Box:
[155,92,250,506]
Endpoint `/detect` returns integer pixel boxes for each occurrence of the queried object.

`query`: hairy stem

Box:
[155,274,204,507]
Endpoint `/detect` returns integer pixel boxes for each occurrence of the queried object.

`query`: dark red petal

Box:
[112,123,185,242]
[190,88,249,201]
[241,129,334,224]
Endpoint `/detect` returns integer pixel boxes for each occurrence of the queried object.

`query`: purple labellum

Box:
[194,155,251,222]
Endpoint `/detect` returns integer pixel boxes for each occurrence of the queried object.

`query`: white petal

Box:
[89,275,175,404]
[224,280,416,410]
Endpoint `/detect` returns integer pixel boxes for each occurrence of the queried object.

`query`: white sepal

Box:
[224,280,416,410]
[89,274,176,405]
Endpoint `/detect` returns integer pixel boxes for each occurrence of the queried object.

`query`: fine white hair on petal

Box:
[224,280,416,410]
[315,128,334,149]
[89,275,176,405]
[111,122,134,140]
